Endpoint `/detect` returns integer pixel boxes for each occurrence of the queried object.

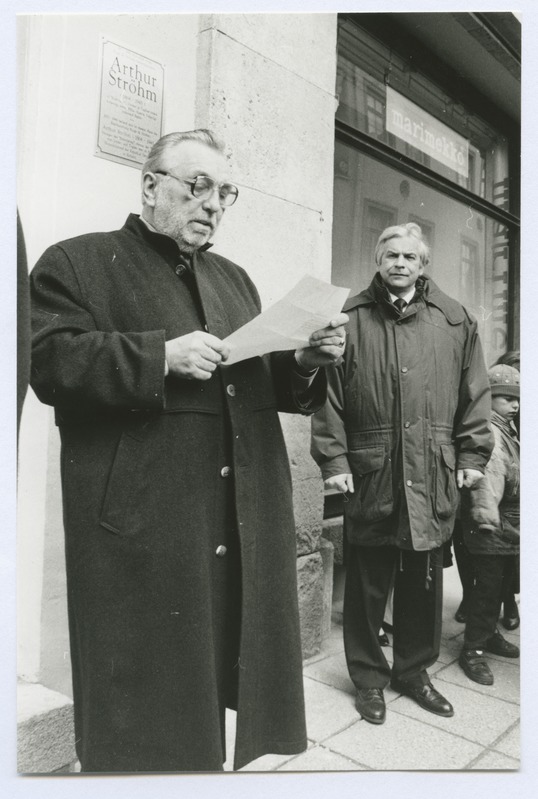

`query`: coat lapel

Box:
[193,251,256,339]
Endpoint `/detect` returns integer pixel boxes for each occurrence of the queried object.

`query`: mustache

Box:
[192,218,215,229]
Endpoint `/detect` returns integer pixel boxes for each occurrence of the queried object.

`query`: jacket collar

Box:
[344,272,466,325]
[492,410,518,438]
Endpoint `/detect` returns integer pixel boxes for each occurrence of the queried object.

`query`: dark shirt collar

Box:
[126,213,213,264]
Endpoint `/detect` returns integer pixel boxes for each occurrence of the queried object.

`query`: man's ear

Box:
[142,172,158,207]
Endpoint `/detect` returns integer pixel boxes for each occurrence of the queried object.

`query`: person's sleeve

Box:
[468,442,505,530]
[30,245,166,412]
[310,361,351,479]
[269,351,327,414]
[454,318,495,473]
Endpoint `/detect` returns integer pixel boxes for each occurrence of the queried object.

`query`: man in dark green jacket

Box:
[30,129,347,772]
[311,222,492,725]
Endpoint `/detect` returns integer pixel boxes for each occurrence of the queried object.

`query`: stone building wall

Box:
[194,13,339,656]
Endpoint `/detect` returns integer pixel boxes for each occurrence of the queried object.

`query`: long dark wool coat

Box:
[30,214,326,772]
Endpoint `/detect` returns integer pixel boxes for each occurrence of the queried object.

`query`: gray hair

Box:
[374,222,430,267]
[141,129,225,175]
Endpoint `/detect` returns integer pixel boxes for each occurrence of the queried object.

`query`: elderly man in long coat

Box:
[30,129,347,772]
[311,223,492,726]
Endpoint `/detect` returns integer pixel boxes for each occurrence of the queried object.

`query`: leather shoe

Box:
[501,599,520,631]
[484,630,519,658]
[459,649,494,685]
[454,600,467,623]
[391,679,454,717]
[355,688,386,724]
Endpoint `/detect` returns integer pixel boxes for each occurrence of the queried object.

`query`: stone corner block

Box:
[17,681,76,774]
[294,478,324,556]
[322,515,344,565]
[297,551,323,660]
[318,538,335,640]
[297,544,334,659]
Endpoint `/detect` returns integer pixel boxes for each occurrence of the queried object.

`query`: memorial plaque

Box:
[96,39,164,168]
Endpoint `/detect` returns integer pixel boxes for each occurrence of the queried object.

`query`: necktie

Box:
[393,298,407,313]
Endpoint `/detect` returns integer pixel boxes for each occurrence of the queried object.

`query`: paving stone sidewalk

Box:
[225,564,520,772]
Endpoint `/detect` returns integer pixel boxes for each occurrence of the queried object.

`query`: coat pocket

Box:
[100,432,146,536]
[347,445,393,523]
[433,443,458,519]
[500,507,520,543]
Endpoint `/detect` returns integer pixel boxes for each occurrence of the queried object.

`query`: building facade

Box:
[17,12,520,772]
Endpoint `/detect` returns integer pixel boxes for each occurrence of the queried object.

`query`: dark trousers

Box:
[453,518,519,619]
[343,544,443,689]
[464,554,508,649]
[501,555,520,602]
[452,519,475,605]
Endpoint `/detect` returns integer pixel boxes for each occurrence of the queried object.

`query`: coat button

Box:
[404,421,410,428]
[220,466,231,478]
[227,384,236,397]
[406,479,413,487]
[175,264,187,276]
[216,545,227,557]
[401,366,408,373]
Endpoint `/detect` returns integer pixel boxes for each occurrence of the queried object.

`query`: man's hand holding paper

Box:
[294,314,349,372]
[223,275,350,366]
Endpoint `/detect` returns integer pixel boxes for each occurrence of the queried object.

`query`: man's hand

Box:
[324,474,354,494]
[165,331,230,381]
[457,468,484,489]
[295,313,349,371]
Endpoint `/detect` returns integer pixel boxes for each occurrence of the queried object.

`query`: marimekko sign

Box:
[386,86,469,179]
[96,39,164,168]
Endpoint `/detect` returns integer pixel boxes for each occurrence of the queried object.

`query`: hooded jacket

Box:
[462,410,520,555]
[311,273,493,551]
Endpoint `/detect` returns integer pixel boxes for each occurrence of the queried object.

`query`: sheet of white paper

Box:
[223,275,350,365]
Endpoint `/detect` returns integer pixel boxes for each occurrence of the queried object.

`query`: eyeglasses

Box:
[154,171,239,207]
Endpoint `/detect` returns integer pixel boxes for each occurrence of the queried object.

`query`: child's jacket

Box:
[463,410,520,555]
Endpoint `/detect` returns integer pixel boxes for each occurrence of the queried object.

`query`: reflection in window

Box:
[336,20,510,206]
[460,237,479,300]
[332,142,509,363]
[365,86,384,138]
[362,202,397,269]
[409,215,435,269]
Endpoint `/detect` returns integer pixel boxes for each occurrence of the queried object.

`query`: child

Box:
[458,364,520,685]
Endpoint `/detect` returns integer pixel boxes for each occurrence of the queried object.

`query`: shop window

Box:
[460,237,479,300]
[336,19,510,207]
[365,85,384,139]
[362,201,397,272]
[332,142,510,364]
[331,15,518,524]
[408,214,435,269]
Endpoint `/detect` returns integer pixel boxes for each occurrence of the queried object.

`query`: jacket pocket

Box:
[433,443,458,519]
[100,432,146,536]
[500,507,520,543]
[347,445,393,523]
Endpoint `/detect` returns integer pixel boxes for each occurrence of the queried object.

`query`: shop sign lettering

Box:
[386,87,469,178]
